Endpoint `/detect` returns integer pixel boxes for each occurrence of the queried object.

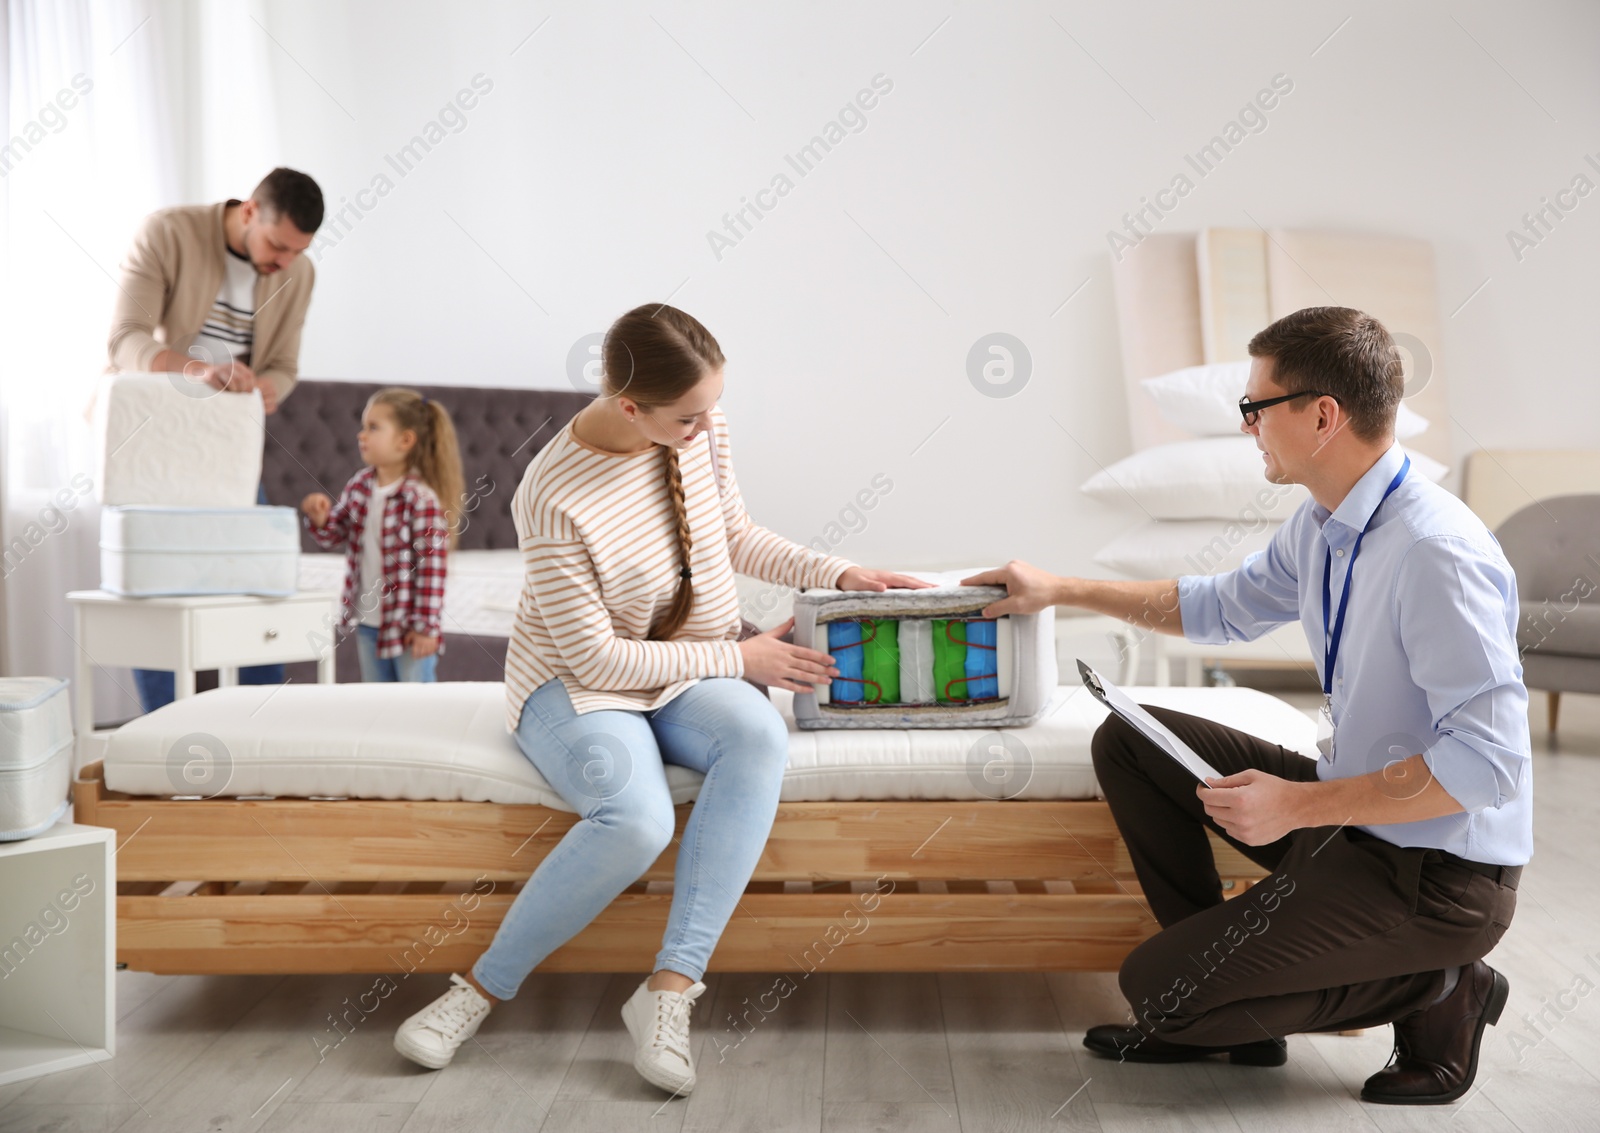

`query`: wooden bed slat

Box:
[115,890,1161,975]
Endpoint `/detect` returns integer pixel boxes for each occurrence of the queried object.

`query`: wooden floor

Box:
[5,690,1598,1133]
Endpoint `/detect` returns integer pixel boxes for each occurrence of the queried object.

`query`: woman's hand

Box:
[738,616,840,694]
[301,492,332,527]
[835,566,937,593]
[403,631,440,660]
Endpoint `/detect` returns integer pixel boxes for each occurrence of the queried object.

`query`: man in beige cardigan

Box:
[106,167,322,712]
[107,166,321,414]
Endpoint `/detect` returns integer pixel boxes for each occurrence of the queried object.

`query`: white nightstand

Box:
[0,823,115,1085]
[65,589,339,737]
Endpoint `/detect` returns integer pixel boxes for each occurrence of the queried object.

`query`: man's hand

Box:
[1198,769,1309,846]
[963,567,1185,636]
[189,358,257,392]
[404,631,440,660]
[961,560,1061,617]
[301,492,332,528]
[180,359,269,408]
[158,352,273,409]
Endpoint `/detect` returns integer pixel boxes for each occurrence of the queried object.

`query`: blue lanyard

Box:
[1321,456,1410,698]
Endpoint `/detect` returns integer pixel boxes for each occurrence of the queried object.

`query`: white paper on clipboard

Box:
[1077,659,1223,783]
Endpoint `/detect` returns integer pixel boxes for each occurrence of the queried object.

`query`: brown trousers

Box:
[1090,705,1519,1046]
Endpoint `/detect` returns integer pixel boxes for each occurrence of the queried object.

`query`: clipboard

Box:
[1077,659,1223,783]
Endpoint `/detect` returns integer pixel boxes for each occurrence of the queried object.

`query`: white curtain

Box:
[3,0,288,726]
[0,0,183,722]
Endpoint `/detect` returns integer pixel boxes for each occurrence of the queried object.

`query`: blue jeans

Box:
[132,662,287,713]
[133,482,286,713]
[472,675,789,998]
[355,624,437,682]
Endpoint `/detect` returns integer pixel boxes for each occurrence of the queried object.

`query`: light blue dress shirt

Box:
[1178,443,1533,866]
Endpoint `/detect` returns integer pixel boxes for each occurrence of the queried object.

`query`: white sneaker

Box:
[394,973,492,1069]
[620,978,707,1095]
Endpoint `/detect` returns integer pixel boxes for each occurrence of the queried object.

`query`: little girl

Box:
[300,387,464,682]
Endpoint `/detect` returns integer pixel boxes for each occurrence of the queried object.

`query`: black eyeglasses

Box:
[1238,390,1333,426]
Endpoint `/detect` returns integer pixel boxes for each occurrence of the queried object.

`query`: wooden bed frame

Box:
[75,760,1267,976]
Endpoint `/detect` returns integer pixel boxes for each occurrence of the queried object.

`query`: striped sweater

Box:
[505,404,856,729]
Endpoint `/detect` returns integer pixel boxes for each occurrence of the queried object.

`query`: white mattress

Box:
[100,680,1317,809]
[298,549,523,638]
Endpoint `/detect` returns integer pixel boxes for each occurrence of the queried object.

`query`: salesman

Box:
[106,166,324,713]
[967,306,1529,1106]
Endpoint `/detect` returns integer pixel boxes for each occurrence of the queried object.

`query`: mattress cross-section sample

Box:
[792,584,1058,730]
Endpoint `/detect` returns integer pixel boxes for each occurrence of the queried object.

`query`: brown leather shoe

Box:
[1360,961,1509,1105]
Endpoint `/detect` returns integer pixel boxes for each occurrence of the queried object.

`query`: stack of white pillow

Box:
[1083,362,1444,580]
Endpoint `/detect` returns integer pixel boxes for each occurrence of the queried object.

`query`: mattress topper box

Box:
[93,373,264,507]
[0,677,73,841]
[101,505,300,597]
[790,567,1058,730]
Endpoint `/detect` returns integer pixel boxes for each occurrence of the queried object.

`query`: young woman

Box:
[393,304,930,1094]
[301,388,464,682]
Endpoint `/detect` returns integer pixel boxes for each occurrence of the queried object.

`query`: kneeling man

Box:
[969,306,1528,1105]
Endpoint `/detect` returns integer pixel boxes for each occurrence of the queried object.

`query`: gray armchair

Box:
[1495,494,1600,732]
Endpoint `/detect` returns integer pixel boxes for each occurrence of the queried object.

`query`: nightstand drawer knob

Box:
[264,629,279,641]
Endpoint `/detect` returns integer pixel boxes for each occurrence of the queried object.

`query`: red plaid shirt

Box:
[306,467,448,660]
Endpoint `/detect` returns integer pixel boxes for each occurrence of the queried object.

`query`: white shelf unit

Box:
[0,822,115,1085]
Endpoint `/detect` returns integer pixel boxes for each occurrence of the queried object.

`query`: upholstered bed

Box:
[75,379,1314,976]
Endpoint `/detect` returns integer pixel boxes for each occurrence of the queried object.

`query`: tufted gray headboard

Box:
[261,380,594,551]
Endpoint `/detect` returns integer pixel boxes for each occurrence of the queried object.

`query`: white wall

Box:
[197,0,1600,580]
